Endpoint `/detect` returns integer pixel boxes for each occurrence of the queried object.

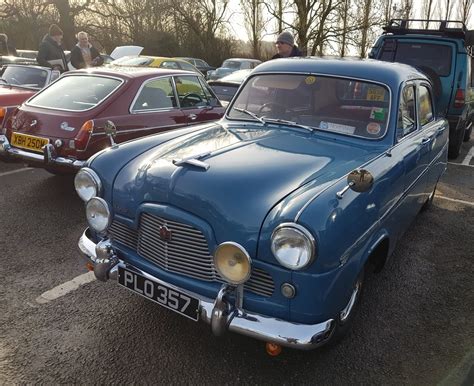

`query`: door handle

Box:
[188,114,197,120]
[421,137,431,145]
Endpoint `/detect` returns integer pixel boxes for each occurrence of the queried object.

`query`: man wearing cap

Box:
[272,31,303,59]
[37,24,68,71]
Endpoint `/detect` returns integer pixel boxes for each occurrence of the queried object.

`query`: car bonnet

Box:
[111,124,379,254]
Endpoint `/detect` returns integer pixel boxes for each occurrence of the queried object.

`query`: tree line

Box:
[0,0,472,66]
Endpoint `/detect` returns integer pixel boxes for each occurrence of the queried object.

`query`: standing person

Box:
[37,24,68,71]
[271,31,302,59]
[0,33,17,56]
[70,31,103,69]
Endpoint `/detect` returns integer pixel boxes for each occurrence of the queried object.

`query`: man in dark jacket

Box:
[0,33,18,56]
[70,31,103,69]
[37,24,68,71]
[271,31,303,59]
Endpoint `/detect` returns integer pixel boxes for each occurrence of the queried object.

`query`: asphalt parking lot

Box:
[0,139,473,384]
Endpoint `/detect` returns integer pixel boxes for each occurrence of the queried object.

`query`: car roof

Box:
[66,66,199,79]
[225,58,261,61]
[253,57,429,87]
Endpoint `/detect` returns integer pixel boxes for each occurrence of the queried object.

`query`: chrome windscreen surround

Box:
[108,214,275,297]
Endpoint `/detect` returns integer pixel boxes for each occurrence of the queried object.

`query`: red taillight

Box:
[454,89,465,109]
[74,120,94,150]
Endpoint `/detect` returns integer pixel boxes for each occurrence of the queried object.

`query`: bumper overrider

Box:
[0,135,85,169]
[78,228,335,349]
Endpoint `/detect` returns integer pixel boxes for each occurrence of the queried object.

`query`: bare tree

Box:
[241,0,265,58]
[457,0,473,26]
[421,0,435,27]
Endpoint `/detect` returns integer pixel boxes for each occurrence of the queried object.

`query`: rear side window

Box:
[132,77,176,111]
[381,42,452,77]
[179,61,197,72]
[160,61,180,69]
[418,85,434,125]
[397,85,416,140]
[28,75,122,111]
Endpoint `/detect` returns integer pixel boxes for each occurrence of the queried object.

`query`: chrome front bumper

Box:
[78,228,335,350]
[0,135,85,169]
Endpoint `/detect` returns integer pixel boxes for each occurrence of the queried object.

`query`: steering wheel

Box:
[181,93,203,106]
[258,102,288,117]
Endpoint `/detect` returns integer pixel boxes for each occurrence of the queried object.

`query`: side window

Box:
[174,76,209,108]
[397,85,416,140]
[160,61,179,69]
[132,77,176,111]
[418,85,434,126]
[179,61,197,72]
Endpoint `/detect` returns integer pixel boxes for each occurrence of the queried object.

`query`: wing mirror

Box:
[104,120,117,147]
[337,169,374,199]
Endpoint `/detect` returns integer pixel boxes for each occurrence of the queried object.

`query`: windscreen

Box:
[381,42,452,77]
[1,66,48,89]
[228,74,390,139]
[222,60,242,69]
[28,75,122,111]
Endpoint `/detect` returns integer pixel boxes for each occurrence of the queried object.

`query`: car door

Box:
[417,82,449,191]
[172,74,224,124]
[395,83,432,230]
[123,76,187,141]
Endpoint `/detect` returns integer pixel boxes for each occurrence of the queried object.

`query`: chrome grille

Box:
[109,214,274,297]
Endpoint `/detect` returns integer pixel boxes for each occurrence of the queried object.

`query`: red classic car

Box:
[0,64,61,131]
[0,66,225,173]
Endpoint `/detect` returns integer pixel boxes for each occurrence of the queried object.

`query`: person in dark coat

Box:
[271,31,303,59]
[70,31,103,69]
[0,33,18,56]
[37,24,68,71]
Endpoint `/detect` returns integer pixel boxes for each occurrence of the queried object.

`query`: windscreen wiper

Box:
[233,107,266,125]
[263,118,315,132]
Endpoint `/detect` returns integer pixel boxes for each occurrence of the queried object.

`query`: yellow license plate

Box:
[366,87,385,101]
[11,132,49,153]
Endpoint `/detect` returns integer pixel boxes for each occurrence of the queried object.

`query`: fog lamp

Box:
[214,242,251,285]
[86,197,111,233]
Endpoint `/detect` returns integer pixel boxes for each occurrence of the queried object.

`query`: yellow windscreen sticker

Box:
[305,76,316,85]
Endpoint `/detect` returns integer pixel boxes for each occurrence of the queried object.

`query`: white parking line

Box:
[461,146,474,166]
[0,167,32,178]
[435,195,474,207]
[36,271,96,304]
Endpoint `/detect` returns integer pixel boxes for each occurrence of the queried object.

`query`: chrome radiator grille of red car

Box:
[109,213,274,297]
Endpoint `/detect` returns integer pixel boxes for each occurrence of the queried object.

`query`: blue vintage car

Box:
[76,58,448,353]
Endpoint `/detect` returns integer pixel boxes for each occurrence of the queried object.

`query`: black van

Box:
[369,19,474,158]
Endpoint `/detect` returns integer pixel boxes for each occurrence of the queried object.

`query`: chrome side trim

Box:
[78,229,334,350]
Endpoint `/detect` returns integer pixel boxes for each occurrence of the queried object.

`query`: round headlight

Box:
[86,197,111,233]
[75,168,101,202]
[271,224,315,270]
[214,242,252,285]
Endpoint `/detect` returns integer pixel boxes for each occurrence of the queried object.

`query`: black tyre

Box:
[328,268,365,345]
[416,66,442,100]
[464,123,472,142]
[448,123,465,159]
[421,181,437,212]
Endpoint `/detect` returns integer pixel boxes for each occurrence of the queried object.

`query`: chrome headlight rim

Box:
[214,241,252,285]
[75,167,102,202]
[271,223,316,270]
[85,197,111,233]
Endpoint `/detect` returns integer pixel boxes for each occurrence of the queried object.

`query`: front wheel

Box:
[328,268,365,345]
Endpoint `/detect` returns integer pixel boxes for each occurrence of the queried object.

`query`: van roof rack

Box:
[383,19,474,49]
[383,19,474,43]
